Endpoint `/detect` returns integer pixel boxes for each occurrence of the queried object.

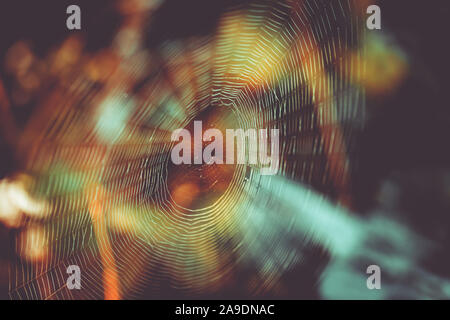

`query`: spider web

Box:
[9,0,366,299]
